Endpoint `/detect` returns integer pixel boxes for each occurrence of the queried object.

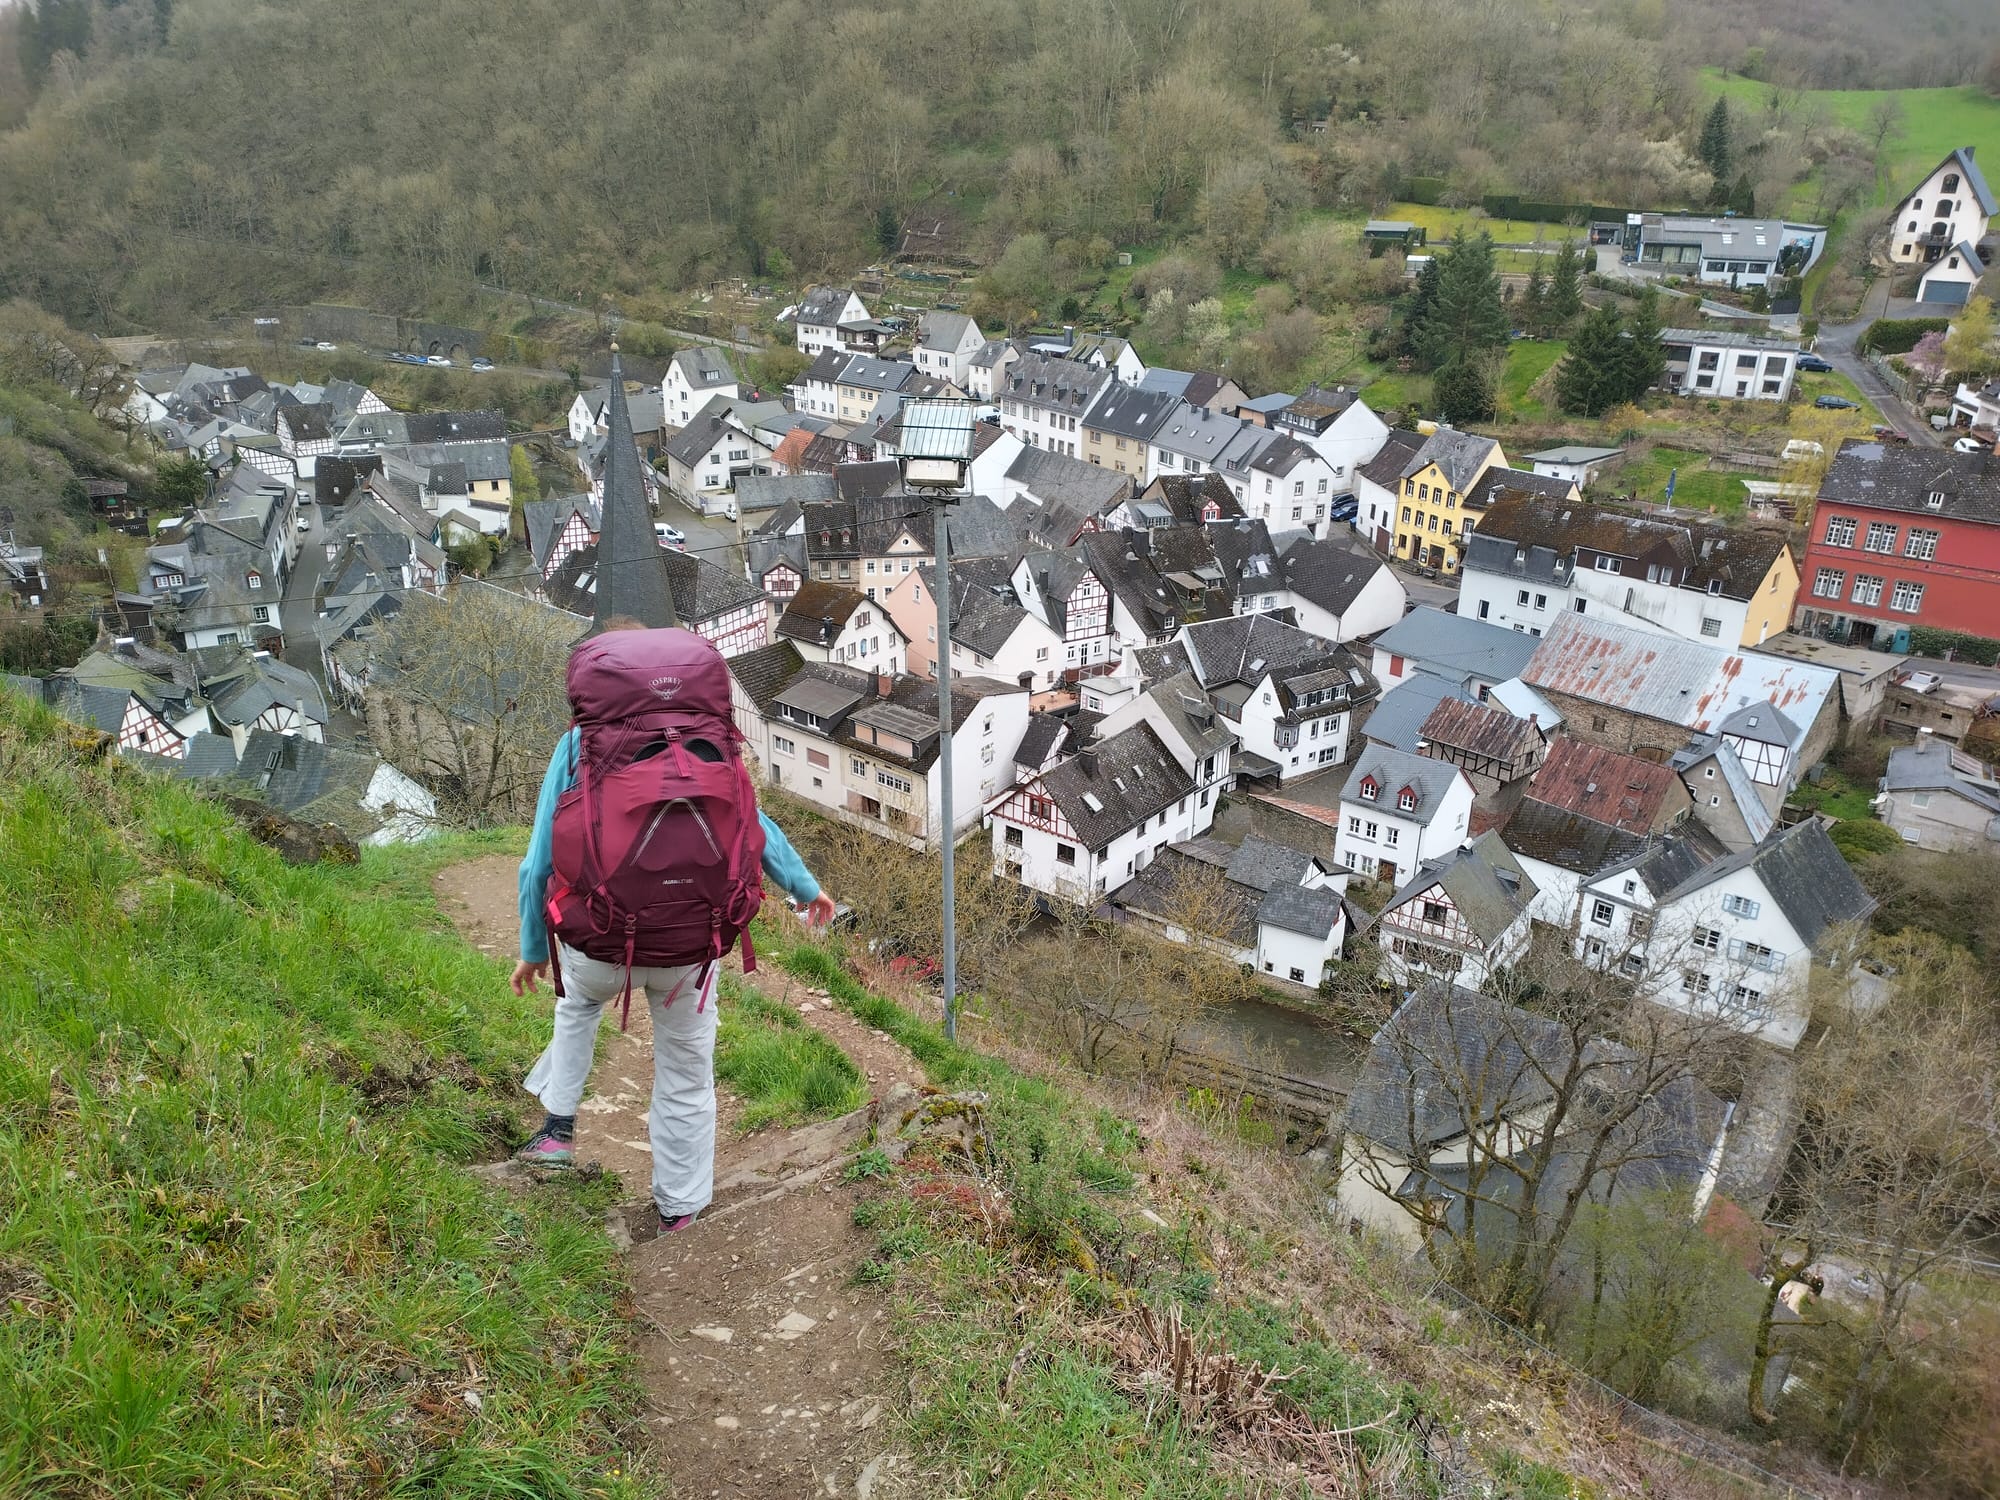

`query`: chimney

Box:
[878,672,893,698]
[1078,748,1098,777]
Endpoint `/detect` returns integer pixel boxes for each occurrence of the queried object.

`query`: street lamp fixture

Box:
[896,399,978,1041]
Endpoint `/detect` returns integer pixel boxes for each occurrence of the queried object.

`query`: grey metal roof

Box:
[1339,744,1467,822]
[1658,328,1801,354]
[1882,739,2000,813]
[775,675,867,719]
[1365,674,1475,753]
[1522,613,1838,749]
[1370,607,1540,687]
[1523,446,1624,464]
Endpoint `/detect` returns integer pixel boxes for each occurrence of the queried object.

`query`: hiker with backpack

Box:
[511,622,836,1233]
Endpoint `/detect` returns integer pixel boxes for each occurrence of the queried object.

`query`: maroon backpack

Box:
[545,628,765,1025]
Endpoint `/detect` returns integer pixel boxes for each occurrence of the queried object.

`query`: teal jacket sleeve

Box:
[519,729,821,959]
[758,812,820,906]
[517,729,579,963]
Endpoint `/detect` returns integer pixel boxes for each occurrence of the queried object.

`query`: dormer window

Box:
[1358,776,1379,802]
[820,529,831,546]
[246,571,262,590]
[1396,787,1417,812]
[1927,491,1946,510]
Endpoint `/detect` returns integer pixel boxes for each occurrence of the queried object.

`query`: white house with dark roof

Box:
[1354,428,1425,554]
[1265,532,1406,642]
[1572,818,1874,1049]
[1658,329,1801,402]
[1269,384,1392,492]
[912,311,987,387]
[1522,445,1624,488]
[1091,668,1237,815]
[662,346,740,429]
[1333,744,1474,885]
[1889,147,1995,278]
[776,579,909,675]
[1000,353,1111,459]
[1112,834,1349,988]
[1875,737,2000,851]
[1368,607,1541,698]
[988,722,1212,902]
[881,562,1063,689]
[1375,833,1536,990]
[1630,213,1827,288]
[793,286,873,357]
[965,339,1020,401]
[1917,242,1987,308]
[662,397,776,506]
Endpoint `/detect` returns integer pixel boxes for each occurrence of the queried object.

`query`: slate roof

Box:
[1366,674,1475,752]
[1015,712,1069,768]
[1002,353,1110,415]
[740,473,838,514]
[1225,835,1315,893]
[1085,384,1182,444]
[1524,736,1684,830]
[669,345,737,390]
[1498,799,1646,876]
[1034,722,1195,850]
[663,400,752,467]
[916,311,976,351]
[1381,833,1535,945]
[1258,882,1344,940]
[1419,696,1543,764]
[1401,427,1499,492]
[1660,818,1875,945]
[403,411,507,445]
[833,459,904,501]
[1596,822,1732,898]
[1340,745,1468,821]
[797,286,864,327]
[1462,492,1790,603]
[1670,737,1775,843]
[587,349,677,632]
[1371,607,1540,687]
[523,495,601,572]
[1277,534,1393,619]
[1152,403,1249,466]
[125,730,242,780]
[728,641,809,716]
[1345,983,1572,1153]
[1140,473,1246,525]
[1359,429,1426,490]
[199,650,327,728]
[1005,445,1132,511]
[919,564,1034,660]
[224,730,422,842]
[280,404,335,443]
[1140,669,1238,761]
[834,355,914,394]
[802,348,854,385]
[1180,612,1339,687]
[776,579,871,643]
[1463,465,1576,514]
[1522,613,1838,749]
[1076,530,1186,638]
[1816,438,2000,524]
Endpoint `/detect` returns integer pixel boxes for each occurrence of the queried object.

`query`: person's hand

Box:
[802,893,837,930]
[511,959,550,995]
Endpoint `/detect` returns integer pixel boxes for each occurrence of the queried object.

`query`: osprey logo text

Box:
[649,675,686,701]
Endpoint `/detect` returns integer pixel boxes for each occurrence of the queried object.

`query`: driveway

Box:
[1813,279,1940,446]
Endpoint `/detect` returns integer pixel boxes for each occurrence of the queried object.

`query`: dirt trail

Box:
[435,855,923,1499]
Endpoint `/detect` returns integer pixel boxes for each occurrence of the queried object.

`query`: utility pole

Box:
[895,399,977,1041]
[932,496,958,1039]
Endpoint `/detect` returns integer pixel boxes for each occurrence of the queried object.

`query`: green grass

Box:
[1381,203,1589,246]
[1793,368,1882,422]
[1498,340,1567,421]
[1705,71,2000,220]
[713,981,865,1131]
[1594,445,1760,515]
[0,696,651,1497]
[1791,766,1877,822]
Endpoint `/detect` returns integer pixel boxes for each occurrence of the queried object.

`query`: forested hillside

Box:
[0,0,1995,330]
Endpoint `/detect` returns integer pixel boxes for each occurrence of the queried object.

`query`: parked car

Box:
[1328,496,1360,523]
[1813,394,1859,410]
[426,354,452,368]
[1796,352,1834,372]
[654,522,686,549]
[296,514,312,533]
[315,341,337,353]
[1870,424,1909,444]
[1953,435,1988,453]
[470,357,494,372]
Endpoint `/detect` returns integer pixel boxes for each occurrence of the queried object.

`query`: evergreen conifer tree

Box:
[1728,173,1755,216]
[1521,260,1549,336]
[1548,240,1584,328]
[1619,287,1667,403]
[1434,358,1496,425]
[1555,306,1629,417]
[1401,255,1443,357]
[1416,233,1509,370]
[1698,98,1732,181]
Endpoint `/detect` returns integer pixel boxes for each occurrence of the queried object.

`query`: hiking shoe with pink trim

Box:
[515,1129,574,1168]
[660,1211,699,1233]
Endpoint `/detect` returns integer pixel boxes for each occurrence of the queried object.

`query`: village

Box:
[5,122,2000,1493]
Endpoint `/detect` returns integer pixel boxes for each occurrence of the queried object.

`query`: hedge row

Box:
[1907,625,2000,666]
[1859,317,1950,356]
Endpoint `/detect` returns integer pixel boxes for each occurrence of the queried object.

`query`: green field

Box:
[1592,445,1760,515]
[1358,339,1566,425]
[1380,203,1590,246]
[1706,71,2000,218]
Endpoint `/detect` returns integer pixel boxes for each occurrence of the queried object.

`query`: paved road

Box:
[1813,280,1941,447]
[279,507,327,678]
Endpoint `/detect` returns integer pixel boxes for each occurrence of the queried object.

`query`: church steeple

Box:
[587,342,678,633]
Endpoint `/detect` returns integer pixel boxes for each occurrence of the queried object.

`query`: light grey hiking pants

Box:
[521,943,719,1218]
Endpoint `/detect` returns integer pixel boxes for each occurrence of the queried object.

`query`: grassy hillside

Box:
[0,693,655,1496]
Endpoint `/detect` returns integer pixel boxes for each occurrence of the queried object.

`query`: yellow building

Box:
[1391,429,1507,573]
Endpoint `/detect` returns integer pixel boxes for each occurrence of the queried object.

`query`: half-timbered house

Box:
[1375,834,1536,990]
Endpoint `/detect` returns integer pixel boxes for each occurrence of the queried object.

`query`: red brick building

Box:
[1794,440,2000,647]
